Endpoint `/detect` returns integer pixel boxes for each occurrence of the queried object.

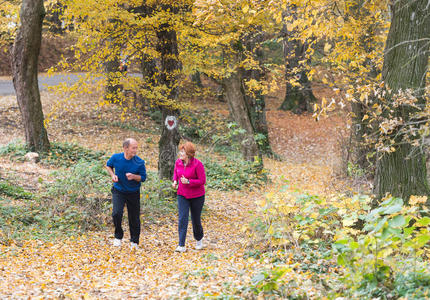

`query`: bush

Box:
[43,159,111,231]
[141,170,176,214]
[203,155,267,191]
[0,179,33,200]
[0,141,28,161]
[0,141,106,167]
[333,195,430,299]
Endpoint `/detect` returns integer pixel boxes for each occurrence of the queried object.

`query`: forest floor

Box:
[0,84,361,298]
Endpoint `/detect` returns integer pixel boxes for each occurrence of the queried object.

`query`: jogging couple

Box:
[106,138,206,252]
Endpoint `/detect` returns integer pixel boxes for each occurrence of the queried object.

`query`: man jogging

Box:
[106,138,146,249]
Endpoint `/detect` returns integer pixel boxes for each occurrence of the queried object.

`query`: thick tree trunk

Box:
[222,71,260,162]
[374,0,430,201]
[242,32,272,155]
[12,0,50,153]
[156,10,181,180]
[280,34,316,113]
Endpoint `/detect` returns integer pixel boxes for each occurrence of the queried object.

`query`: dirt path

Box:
[0,91,346,298]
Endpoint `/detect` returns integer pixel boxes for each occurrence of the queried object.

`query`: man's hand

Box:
[126,173,140,181]
[112,174,119,182]
[172,180,178,189]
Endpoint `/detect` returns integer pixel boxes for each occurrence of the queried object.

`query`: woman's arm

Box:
[188,162,206,187]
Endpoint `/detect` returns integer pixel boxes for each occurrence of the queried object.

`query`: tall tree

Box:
[12,0,50,153]
[242,31,273,156]
[156,4,181,180]
[374,0,430,201]
[280,37,316,113]
[222,69,260,162]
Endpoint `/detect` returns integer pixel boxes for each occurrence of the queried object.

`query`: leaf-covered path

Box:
[0,161,342,299]
[0,91,346,298]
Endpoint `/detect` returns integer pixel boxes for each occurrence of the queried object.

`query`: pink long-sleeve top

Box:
[173,157,206,199]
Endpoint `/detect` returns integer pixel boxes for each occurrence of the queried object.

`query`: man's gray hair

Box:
[123,138,136,148]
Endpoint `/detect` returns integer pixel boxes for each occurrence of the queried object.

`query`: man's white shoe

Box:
[196,239,203,250]
[130,242,138,250]
[113,238,122,247]
[175,246,186,253]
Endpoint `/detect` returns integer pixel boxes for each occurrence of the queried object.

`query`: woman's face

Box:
[179,149,187,161]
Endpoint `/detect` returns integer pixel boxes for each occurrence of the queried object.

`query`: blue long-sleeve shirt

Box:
[107,153,146,193]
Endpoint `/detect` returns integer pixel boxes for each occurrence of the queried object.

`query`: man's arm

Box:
[106,166,118,182]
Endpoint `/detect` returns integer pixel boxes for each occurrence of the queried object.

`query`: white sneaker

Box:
[196,239,203,250]
[175,246,186,253]
[113,238,122,247]
[130,242,138,250]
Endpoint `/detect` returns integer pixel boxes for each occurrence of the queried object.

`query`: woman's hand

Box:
[172,180,178,189]
[180,175,189,184]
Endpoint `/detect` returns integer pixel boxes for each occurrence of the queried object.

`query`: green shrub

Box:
[203,155,266,191]
[0,141,106,167]
[41,142,106,167]
[0,179,33,200]
[141,170,176,214]
[333,196,430,299]
[43,159,111,230]
[0,141,28,161]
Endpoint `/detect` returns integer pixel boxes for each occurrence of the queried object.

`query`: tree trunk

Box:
[156,8,181,180]
[12,0,50,153]
[374,0,430,201]
[222,71,260,162]
[139,53,158,111]
[104,33,122,103]
[242,32,273,155]
[280,29,316,113]
[46,1,64,34]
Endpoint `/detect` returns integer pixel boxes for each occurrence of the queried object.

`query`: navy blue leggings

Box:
[177,194,205,246]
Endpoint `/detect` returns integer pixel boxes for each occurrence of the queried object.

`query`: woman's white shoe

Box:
[175,246,186,252]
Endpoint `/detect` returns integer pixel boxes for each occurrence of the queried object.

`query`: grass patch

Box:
[203,155,267,191]
[0,141,107,167]
[0,179,33,200]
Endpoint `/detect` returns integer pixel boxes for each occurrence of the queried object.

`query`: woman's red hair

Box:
[179,141,196,158]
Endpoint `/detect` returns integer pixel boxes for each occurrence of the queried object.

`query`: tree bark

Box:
[374,0,430,201]
[156,7,181,180]
[139,53,158,111]
[242,32,273,155]
[280,38,316,113]
[46,1,64,34]
[12,0,50,153]
[104,20,122,103]
[222,70,260,162]
[104,53,122,103]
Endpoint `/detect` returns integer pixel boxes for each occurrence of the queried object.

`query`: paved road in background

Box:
[0,73,83,96]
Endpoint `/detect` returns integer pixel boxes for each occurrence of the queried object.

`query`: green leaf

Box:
[404,226,415,237]
[389,215,405,228]
[383,204,403,215]
[349,241,359,250]
[416,234,430,248]
[337,254,347,266]
[373,216,388,233]
[416,217,430,227]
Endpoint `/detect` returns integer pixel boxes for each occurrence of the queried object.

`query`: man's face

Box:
[125,140,138,157]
